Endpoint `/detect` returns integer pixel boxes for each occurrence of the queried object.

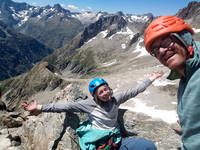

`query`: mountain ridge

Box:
[0,20,54,81]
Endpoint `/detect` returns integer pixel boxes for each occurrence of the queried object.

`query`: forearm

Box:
[41,100,92,113]
[41,103,71,113]
[149,76,157,82]
[116,79,152,104]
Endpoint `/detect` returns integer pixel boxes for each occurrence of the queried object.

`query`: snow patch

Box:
[133,38,149,57]
[193,28,200,33]
[96,13,103,19]
[42,8,55,15]
[18,15,29,26]
[109,27,135,40]
[100,30,108,38]
[85,37,97,44]
[101,59,117,67]
[29,7,33,11]
[10,8,30,26]
[120,98,178,124]
[116,27,135,40]
[143,91,150,95]
[37,15,42,19]
[153,79,176,87]
[9,7,15,12]
[171,102,177,105]
[129,15,149,23]
[58,13,64,17]
[121,44,126,49]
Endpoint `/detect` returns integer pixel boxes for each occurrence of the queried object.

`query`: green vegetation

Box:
[71,49,97,75]
[0,62,69,111]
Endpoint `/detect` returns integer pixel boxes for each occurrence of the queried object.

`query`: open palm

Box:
[21,100,38,111]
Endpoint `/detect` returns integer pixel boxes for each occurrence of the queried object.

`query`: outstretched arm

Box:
[115,70,164,105]
[22,99,96,114]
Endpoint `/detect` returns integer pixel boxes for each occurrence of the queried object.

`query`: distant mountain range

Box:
[45,13,154,75]
[0,20,53,80]
[0,0,103,49]
[0,0,200,89]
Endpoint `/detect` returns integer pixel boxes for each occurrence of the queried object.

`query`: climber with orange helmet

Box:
[144,16,200,150]
[22,71,163,150]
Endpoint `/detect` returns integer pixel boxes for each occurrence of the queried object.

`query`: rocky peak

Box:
[116,11,124,16]
[53,3,71,15]
[79,14,127,46]
[0,0,32,26]
[44,5,51,9]
[53,3,62,10]
[176,1,200,19]
[53,3,64,12]
[0,0,31,12]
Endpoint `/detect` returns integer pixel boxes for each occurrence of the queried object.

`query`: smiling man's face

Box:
[151,34,189,70]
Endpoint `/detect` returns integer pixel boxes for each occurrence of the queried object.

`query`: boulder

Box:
[2,112,23,128]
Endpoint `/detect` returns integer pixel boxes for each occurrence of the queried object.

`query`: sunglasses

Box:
[150,35,176,57]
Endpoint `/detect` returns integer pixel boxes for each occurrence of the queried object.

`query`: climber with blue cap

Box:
[22,71,163,150]
[144,16,200,150]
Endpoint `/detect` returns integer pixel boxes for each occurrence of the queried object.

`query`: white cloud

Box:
[60,4,66,8]
[86,7,92,11]
[67,5,80,11]
[31,2,38,6]
[60,4,92,12]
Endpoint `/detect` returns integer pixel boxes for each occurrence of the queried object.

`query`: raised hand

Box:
[149,70,164,81]
[21,100,41,112]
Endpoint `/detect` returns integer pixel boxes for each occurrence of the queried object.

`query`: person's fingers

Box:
[30,100,36,105]
[21,101,27,105]
[21,104,28,110]
[33,100,36,105]
[21,103,28,107]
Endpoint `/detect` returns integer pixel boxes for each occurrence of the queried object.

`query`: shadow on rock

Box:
[51,112,80,150]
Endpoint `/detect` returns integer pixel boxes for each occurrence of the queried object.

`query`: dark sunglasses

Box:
[150,35,177,57]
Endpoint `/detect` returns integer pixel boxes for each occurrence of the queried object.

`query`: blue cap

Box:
[88,78,107,96]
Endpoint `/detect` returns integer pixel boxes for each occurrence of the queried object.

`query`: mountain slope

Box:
[176,1,200,28]
[45,13,154,76]
[17,4,84,49]
[0,21,54,80]
[176,1,200,41]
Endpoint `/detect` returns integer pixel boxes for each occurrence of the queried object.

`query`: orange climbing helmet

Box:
[144,16,194,53]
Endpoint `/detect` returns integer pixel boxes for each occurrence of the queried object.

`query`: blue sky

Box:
[13,0,199,16]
